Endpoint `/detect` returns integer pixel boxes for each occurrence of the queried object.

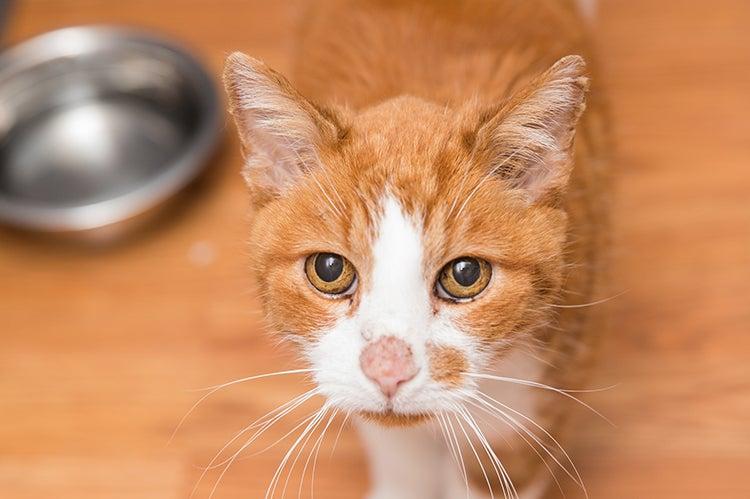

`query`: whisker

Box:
[244,404,330,461]
[198,388,319,475]
[459,402,514,450]
[547,290,628,309]
[437,413,462,478]
[440,410,479,498]
[473,392,588,497]
[445,412,470,498]
[463,396,565,498]
[329,410,351,458]
[455,407,508,499]
[453,410,496,499]
[204,398,321,499]
[263,413,322,499]
[465,373,615,426]
[170,368,316,444]
[236,411,322,471]
[190,390,319,498]
[266,404,329,499]
[457,405,517,499]
[280,408,326,499]
[518,346,557,368]
[301,408,338,499]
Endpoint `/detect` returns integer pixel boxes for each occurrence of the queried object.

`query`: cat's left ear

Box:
[472,55,589,205]
[223,52,346,204]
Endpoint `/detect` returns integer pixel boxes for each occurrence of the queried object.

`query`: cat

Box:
[223,0,609,497]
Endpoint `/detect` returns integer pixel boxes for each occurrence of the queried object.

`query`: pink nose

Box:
[360,336,418,398]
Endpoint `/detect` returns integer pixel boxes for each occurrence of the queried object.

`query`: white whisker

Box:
[190,389,318,498]
[445,412,470,498]
[457,405,518,499]
[454,410,496,499]
[280,407,326,499]
[548,290,628,309]
[437,413,462,477]
[474,392,588,498]
[243,401,329,460]
[301,408,338,499]
[198,388,319,476]
[266,404,329,499]
[329,410,351,458]
[170,368,316,444]
[205,397,321,499]
[463,396,565,498]
[465,372,615,426]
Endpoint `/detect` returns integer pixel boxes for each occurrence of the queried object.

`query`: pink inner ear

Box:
[475,56,588,202]
[225,52,335,196]
[243,122,309,192]
[238,94,322,195]
[513,147,570,202]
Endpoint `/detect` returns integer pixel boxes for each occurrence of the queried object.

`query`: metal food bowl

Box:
[0,26,221,235]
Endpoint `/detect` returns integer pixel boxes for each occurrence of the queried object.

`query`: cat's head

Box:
[224,53,588,426]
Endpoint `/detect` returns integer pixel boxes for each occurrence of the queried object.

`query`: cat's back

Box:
[294,0,592,108]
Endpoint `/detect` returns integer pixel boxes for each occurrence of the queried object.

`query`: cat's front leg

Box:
[356,417,444,499]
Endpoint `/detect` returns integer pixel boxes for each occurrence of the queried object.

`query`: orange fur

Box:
[225,0,609,493]
[427,344,468,387]
[360,411,431,427]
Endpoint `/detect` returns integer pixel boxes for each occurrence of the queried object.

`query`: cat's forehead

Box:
[282,97,559,269]
[329,98,471,220]
[351,96,456,153]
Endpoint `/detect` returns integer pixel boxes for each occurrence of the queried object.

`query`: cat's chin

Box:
[359,410,431,428]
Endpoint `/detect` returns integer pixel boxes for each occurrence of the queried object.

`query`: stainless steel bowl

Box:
[0,26,221,234]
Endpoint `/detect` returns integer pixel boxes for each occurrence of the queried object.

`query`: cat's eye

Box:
[305,252,357,296]
[436,257,492,301]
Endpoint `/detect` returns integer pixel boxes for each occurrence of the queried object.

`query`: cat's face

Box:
[224,53,587,425]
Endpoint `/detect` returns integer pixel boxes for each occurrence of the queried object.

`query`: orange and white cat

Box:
[224,0,608,497]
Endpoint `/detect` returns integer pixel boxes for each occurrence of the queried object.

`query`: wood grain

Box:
[1,1,749,498]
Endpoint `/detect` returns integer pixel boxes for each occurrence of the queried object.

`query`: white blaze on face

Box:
[309,194,474,414]
[359,195,431,342]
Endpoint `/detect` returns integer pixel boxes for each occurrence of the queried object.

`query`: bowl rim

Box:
[0,25,222,232]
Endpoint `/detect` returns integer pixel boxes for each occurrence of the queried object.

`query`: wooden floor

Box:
[1,1,749,498]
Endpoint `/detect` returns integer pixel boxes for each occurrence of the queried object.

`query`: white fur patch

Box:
[309,195,477,415]
[359,196,431,340]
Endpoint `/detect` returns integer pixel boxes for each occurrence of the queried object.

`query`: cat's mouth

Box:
[359,410,431,427]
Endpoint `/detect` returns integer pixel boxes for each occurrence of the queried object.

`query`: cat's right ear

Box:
[469,55,589,206]
[223,52,345,203]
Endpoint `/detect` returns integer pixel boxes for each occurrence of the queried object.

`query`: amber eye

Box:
[305,253,357,296]
[436,257,492,301]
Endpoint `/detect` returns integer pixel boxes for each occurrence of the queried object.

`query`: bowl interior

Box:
[0,29,217,230]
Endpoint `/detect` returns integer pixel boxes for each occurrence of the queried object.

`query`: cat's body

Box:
[224,0,609,497]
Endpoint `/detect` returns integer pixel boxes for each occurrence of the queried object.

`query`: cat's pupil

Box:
[452,258,480,286]
[315,253,344,282]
